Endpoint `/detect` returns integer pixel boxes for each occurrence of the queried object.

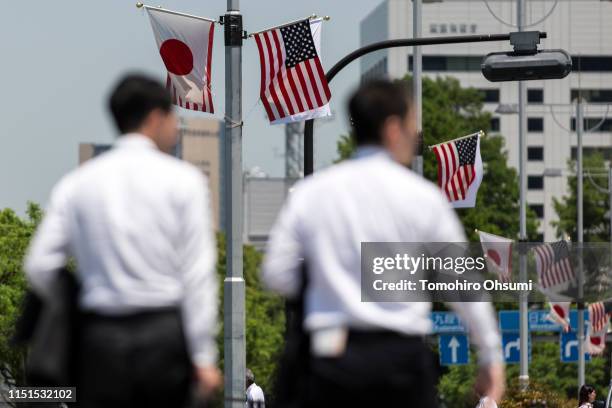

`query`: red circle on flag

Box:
[553,304,566,318]
[487,249,501,267]
[159,39,194,76]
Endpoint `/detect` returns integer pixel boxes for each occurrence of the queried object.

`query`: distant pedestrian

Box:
[263,79,505,408]
[245,368,265,408]
[578,384,596,408]
[477,395,498,408]
[25,73,221,407]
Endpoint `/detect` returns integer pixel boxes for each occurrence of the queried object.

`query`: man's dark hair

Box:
[246,368,255,386]
[348,80,413,146]
[108,73,172,134]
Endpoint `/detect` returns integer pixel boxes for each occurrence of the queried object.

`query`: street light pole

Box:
[577,98,585,388]
[223,1,245,407]
[412,0,423,176]
[517,0,529,390]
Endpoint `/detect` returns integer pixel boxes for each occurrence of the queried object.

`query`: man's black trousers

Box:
[303,331,439,408]
[75,308,193,408]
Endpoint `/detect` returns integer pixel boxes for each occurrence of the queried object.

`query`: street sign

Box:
[560,332,591,363]
[439,334,469,366]
[498,309,588,332]
[502,333,531,364]
[431,312,466,334]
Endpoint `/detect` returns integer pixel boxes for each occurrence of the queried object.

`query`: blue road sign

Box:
[431,312,466,334]
[498,309,588,333]
[560,331,591,363]
[502,333,531,364]
[439,334,469,366]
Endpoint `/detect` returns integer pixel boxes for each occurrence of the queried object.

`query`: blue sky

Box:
[0,0,379,214]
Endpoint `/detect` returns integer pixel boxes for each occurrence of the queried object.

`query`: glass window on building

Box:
[571,56,612,72]
[440,24,447,33]
[490,117,500,133]
[570,147,612,161]
[478,89,500,103]
[527,146,544,161]
[470,24,477,33]
[528,176,544,190]
[527,117,544,132]
[527,89,544,104]
[430,24,437,34]
[529,204,544,219]
[571,89,612,103]
[570,117,612,132]
[459,24,467,33]
[450,24,457,33]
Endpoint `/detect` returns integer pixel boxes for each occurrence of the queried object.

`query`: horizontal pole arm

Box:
[326,32,547,82]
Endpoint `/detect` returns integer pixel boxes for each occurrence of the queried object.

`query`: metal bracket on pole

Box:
[222,13,244,46]
[509,31,540,54]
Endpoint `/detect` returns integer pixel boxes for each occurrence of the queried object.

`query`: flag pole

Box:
[136,3,218,23]
[427,130,485,150]
[222,0,246,406]
[248,15,330,37]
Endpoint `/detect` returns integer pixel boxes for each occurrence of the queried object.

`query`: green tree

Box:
[0,203,42,383]
[337,75,539,241]
[553,153,610,242]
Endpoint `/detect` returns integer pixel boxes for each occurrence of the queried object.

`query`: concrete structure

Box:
[79,117,224,230]
[243,175,297,250]
[361,0,612,241]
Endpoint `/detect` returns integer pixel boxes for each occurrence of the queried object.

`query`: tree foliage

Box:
[553,153,610,242]
[0,203,42,383]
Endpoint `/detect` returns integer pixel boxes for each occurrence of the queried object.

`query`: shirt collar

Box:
[352,145,389,160]
[115,133,157,150]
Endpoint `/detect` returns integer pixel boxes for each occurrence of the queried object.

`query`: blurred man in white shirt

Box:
[263,80,505,407]
[25,74,220,407]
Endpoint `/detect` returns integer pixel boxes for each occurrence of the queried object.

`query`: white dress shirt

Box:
[25,134,218,366]
[246,383,265,407]
[263,147,503,365]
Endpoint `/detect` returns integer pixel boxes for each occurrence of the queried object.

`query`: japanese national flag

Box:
[547,302,570,332]
[478,231,512,282]
[146,8,215,113]
[586,302,609,355]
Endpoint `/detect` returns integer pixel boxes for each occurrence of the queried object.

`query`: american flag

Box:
[253,19,331,123]
[431,134,482,208]
[533,241,575,290]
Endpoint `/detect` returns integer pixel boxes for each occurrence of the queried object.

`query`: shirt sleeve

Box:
[448,302,503,366]
[434,198,503,366]
[262,190,304,299]
[180,171,218,367]
[25,180,71,299]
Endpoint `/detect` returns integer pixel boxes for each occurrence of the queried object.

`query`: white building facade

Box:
[361,0,612,241]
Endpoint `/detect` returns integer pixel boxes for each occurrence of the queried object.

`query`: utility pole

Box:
[412,0,423,176]
[223,1,245,406]
[577,97,585,388]
[516,0,529,390]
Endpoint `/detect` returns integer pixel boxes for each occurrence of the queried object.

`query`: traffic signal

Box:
[481,50,572,82]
